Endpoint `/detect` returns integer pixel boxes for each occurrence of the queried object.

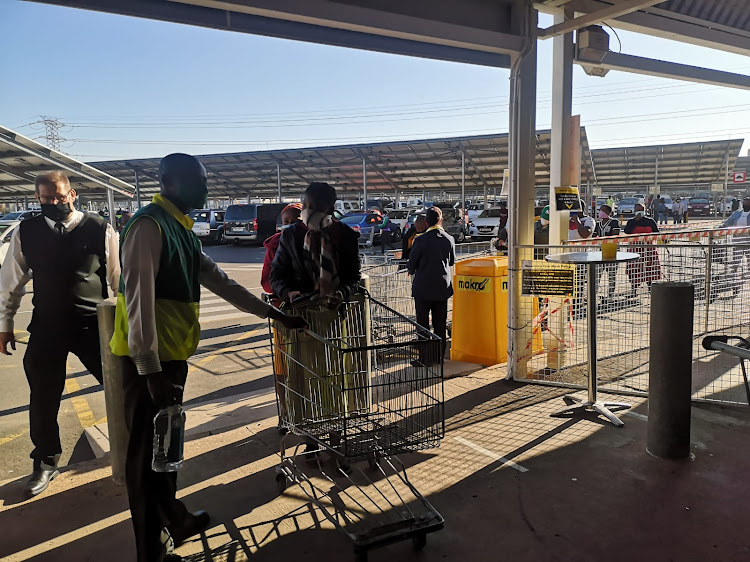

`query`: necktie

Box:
[55,222,65,236]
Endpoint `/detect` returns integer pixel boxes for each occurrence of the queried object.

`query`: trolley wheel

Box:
[275,468,289,494]
[412,533,427,551]
[367,452,380,471]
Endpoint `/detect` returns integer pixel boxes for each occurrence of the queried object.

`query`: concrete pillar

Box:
[507,30,538,380]
[97,299,129,484]
[107,188,116,228]
[546,9,575,371]
[549,8,574,245]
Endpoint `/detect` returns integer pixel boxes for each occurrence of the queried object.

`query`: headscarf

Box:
[301,208,339,297]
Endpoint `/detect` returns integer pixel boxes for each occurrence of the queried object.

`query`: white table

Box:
[545,251,640,427]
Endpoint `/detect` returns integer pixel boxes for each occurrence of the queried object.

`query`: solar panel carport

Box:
[86,130,594,203]
[0,125,135,206]
[86,134,742,203]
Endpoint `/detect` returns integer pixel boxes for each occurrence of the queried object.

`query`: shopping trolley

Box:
[268,290,445,561]
[702,335,750,404]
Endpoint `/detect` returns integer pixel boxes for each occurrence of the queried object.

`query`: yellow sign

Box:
[554,186,582,211]
[457,275,492,293]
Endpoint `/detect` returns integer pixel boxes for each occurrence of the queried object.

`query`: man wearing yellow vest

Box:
[111,153,305,562]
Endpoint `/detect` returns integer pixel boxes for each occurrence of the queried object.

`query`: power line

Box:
[32,116,67,151]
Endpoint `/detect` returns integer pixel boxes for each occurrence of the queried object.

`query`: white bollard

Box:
[97,299,129,484]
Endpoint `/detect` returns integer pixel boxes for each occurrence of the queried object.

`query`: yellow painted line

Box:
[64,375,98,429]
[0,430,27,446]
[188,353,217,374]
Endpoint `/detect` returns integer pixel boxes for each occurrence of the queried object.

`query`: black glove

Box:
[278,313,308,331]
[146,372,183,409]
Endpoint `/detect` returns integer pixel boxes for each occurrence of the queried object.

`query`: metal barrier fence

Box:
[512,226,750,406]
[364,241,493,324]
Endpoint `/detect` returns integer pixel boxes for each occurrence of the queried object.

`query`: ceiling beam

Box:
[576,51,750,90]
[538,0,663,39]
[458,143,492,193]
[557,0,750,56]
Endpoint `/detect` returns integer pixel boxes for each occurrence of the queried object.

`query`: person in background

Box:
[378,212,397,255]
[722,194,750,228]
[655,196,668,225]
[672,197,684,225]
[407,206,456,366]
[0,170,120,498]
[271,182,361,304]
[732,197,740,213]
[721,194,750,274]
[119,211,133,236]
[606,195,615,211]
[270,182,362,463]
[261,203,302,294]
[623,203,661,297]
[534,205,550,260]
[111,153,305,562]
[568,210,594,241]
[401,214,428,263]
[497,201,509,231]
[594,204,621,299]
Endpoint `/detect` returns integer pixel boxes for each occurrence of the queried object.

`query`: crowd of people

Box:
[3,155,747,561]
[0,154,462,562]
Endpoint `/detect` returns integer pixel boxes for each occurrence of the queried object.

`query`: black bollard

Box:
[647,282,694,459]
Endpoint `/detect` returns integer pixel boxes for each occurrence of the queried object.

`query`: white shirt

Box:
[568,215,595,241]
[0,211,120,333]
[123,217,275,375]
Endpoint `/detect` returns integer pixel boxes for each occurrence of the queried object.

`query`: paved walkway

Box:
[2,363,750,562]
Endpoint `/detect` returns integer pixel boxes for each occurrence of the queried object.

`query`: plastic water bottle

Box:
[152,405,186,472]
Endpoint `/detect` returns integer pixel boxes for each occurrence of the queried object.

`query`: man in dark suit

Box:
[407,206,456,365]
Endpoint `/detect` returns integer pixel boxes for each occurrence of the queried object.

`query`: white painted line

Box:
[625,411,648,421]
[454,436,528,472]
[200,304,244,315]
[200,311,261,324]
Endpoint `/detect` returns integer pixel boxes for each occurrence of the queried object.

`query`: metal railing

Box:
[511,226,750,405]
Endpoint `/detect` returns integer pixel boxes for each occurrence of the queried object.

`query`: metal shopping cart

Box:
[269,290,445,561]
[702,335,750,404]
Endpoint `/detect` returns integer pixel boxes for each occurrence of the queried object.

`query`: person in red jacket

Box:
[261,203,302,294]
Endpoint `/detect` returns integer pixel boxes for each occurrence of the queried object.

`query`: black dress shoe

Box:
[169,510,211,547]
[23,464,60,497]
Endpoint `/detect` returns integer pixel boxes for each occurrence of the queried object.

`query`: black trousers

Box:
[23,319,103,465]
[414,298,448,362]
[122,358,189,562]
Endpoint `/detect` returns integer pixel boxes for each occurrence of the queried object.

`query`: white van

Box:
[334,200,360,214]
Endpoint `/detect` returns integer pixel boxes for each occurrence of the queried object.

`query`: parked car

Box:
[0,210,40,222]
[687,197,713,217]
[0,221,21,266]
[340,212,384,245]
[466,204,484,221]
[385,209,410,234]
[617,197,639,217]
[224,203,288,244]
[718,197,738,214]
[190,209,226,244]
[334,200,360,214]
[432,203,466,243]
[468,207,505,239]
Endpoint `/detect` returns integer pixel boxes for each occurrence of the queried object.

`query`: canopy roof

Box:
[81,133,744,201]
[0,126,135,200]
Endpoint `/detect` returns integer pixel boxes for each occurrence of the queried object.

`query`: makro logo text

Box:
[457,276,491,292]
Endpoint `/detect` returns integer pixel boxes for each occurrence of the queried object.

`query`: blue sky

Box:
[1,1,748,162]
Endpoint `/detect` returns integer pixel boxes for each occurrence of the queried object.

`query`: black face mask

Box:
[41,202,73,222]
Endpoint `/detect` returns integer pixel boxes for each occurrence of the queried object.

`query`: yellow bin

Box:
[451,256,511,365]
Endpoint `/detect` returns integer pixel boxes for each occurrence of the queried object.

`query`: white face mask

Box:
[301,208,332,231]
[635,210,644,218]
